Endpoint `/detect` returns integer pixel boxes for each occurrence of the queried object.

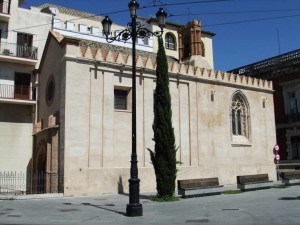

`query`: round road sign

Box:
[275,154,280,161]
[274,144,280,151]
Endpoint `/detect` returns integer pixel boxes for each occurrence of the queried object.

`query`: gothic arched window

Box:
[231,91,251,144]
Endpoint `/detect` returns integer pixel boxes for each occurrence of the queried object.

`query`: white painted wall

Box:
[0,103,33,173]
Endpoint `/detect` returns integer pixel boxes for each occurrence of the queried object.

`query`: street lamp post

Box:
[101,0,167,217]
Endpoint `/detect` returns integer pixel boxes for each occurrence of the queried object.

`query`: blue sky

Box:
[22,0,300,72]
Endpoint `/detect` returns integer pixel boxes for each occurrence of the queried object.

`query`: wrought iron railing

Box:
[228,49,300,77]
[0,42,38,60]
[285,113,300,123]
[0,0,10,14]
[0,83,36,100]
[0,171,64,195]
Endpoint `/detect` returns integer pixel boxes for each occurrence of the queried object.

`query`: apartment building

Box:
[0,0,51,175]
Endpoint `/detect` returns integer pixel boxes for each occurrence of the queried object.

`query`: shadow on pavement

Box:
[81,202,126,216]
[278,196,300,201]
[119,192,154,200]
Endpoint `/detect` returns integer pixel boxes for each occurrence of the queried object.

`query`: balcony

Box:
[0,0,11,21]
[228,49,300,77]
[285,113,300,123]
[0,83,36,105]
[0,42,38,65]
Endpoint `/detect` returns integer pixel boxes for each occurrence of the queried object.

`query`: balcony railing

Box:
[0,0,10,14]
[0,42,38,60]
[0,83,36,101]
[285,113,300,123]
[228,49,300,77]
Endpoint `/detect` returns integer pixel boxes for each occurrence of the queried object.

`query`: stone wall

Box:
[38,33,277,196]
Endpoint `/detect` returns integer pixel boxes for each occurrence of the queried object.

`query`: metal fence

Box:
[0,84,36,100]
[0,42,38,60]
[0,171,63,195]
[286,113,300,123]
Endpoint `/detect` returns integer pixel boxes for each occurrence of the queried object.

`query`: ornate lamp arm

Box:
[103,21,164,43]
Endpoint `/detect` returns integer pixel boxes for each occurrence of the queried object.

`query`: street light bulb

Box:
[128,0,139,18]
[156,7,167,29]
[101,16,112,36]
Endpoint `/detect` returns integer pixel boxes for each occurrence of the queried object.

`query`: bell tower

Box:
[178,20,210,68]
[179,20,203,61]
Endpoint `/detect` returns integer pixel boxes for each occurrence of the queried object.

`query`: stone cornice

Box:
[77,47,272,92]
[54,33,273,92]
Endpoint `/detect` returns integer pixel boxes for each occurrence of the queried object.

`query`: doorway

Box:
[35,142,47,194]
[16,33,33,57]
[14,73,30,99]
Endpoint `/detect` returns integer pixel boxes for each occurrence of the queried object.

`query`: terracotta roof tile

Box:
[37,3,104,22]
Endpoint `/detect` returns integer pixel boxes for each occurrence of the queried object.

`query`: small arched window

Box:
[201,40,205,57]
[230,91,251,144]
[165,33,176,50]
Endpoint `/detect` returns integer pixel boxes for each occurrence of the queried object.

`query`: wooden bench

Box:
[237,174,273,191]
[177,177,223,198]
[280,171,300,185]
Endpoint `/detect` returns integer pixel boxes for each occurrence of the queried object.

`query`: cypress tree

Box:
[148,37,177,198]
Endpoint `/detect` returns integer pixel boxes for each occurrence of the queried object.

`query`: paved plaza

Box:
[0,186,299,225]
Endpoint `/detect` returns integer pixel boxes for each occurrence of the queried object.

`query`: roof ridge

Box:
[36,3,104,22]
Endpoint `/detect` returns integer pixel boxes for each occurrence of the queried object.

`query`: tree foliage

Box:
[148,37,177,198]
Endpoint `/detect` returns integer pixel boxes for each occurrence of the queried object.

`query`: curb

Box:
[0,193,64,200]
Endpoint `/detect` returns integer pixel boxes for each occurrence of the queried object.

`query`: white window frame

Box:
[165,32,176,50]
[114,87,132,112]
[114,89,128,110]
[230,91,251,146]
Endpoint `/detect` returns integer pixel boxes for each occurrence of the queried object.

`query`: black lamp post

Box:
[102,0,167,217]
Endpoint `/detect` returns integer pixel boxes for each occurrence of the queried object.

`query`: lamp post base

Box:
[126,203,143,217]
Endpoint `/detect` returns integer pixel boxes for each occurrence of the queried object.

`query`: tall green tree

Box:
[148,37,177,198]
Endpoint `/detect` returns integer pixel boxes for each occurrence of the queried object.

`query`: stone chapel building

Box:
[0,1,277,196]
[34,28,276,196]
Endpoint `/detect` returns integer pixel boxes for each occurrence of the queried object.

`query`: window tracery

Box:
[231,92,251,145]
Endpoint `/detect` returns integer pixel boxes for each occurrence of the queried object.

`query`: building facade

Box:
[1,1,277,196]
[35,31,277,196]
[0,0,51,176]
[0,1,215,191]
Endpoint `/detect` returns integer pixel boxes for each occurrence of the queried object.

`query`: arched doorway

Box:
[35,140,47,193]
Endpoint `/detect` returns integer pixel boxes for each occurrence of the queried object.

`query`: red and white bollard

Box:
[274,144,280,181]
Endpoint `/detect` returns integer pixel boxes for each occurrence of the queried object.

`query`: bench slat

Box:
[237,174,269,184]
[177,177,222,198]
[178,178,219,190]
[237,174,273,191]
[281,171,300,180]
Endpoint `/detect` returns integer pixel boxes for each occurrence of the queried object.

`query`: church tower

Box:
[179,20,210,68]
